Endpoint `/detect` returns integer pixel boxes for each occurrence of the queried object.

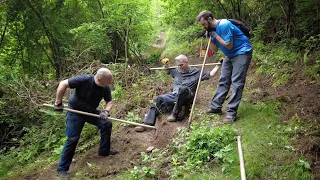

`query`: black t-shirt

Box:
[68,75,112,113]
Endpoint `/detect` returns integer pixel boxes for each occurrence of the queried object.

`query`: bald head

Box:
[95,68,113,87]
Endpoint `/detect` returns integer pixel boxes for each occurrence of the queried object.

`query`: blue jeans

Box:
[210,50,252,117]
[57,112,112,172]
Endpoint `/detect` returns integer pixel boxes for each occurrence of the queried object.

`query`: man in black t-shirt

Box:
[53,68,117,178]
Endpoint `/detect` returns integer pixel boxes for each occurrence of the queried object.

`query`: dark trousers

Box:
[57,112,112,172]
[143,86,193,125]
[210,50,252,117]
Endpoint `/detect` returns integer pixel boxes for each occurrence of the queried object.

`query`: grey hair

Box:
[196,10,213,21]
[175,54,188,63]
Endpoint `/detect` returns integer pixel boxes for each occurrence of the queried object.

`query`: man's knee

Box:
[68,136,80,143]
[154,95,165,105]
[153,96,172,113]
[100,121,112,136]
[178,86,188,93]
[177,86,190,98]
[153,96,165,109]
[102,120,112,129]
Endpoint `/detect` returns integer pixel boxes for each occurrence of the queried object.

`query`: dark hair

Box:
[196,10,214,21]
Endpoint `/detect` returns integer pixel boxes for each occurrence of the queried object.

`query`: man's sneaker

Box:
[223,116,237,124]
[57,170,69,179]
[98,149,119,157]
[135,126,145,132]
[206,108,222,114]
[167,114,177,122]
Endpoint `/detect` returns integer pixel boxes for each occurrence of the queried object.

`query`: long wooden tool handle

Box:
[42,104,156,130]
[150,63,221,70]
[187,37,212,128]
[237,136,246,180]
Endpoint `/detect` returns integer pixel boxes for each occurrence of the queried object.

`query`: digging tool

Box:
[187,37,221,128]
[237,136,246,180]
[42,103,156,130]
[149,62,221,70]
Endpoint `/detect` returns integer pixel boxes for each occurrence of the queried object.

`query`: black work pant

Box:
[143,86,193,125]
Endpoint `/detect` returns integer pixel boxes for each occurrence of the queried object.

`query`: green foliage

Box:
[170,123,237,178]
[146,49,163,63]
[125,111,140,122]
[128,150,160,179]
[0,111,65,177]
[185,125,236,163]
[234,101,313,179]
[0,0,159,78]
[162,27,202,58]
[77,124,100,153]
[303,35,320,51]
[253,41,300,86]
[111,82,124,101]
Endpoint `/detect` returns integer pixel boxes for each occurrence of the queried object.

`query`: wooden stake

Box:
[42,104,156,130]
[237,136,246,180]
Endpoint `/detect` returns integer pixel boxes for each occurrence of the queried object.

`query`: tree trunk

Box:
[25,0,63,79]
[0,20,7,47]
[97,0,105,18]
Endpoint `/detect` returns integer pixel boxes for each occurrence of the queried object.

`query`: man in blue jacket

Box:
[196,10,253,123]
[54,68,118,177]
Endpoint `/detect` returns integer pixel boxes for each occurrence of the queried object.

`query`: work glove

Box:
[161,58,169,69]
[219,57,224,63]
[99,110,109,120]
[161,58,169,64]
[204,31,218,39]
[54,102,63,112]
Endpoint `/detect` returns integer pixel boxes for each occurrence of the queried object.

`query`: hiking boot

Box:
[98,149,119,157]
[57,171,69,179]
[223,116,237,124]
[206,108,222,114]
[177,106,186,120]
[135,126,145,132]
[167,114,177,122]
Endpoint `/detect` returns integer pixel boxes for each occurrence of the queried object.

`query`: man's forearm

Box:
[104,100,113,113]
[215,36,233,50]
[55,80,69,104]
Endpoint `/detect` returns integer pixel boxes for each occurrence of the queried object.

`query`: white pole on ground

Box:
[237,136,246,180]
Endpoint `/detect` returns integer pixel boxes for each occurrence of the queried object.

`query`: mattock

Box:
[42,104,156,130]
